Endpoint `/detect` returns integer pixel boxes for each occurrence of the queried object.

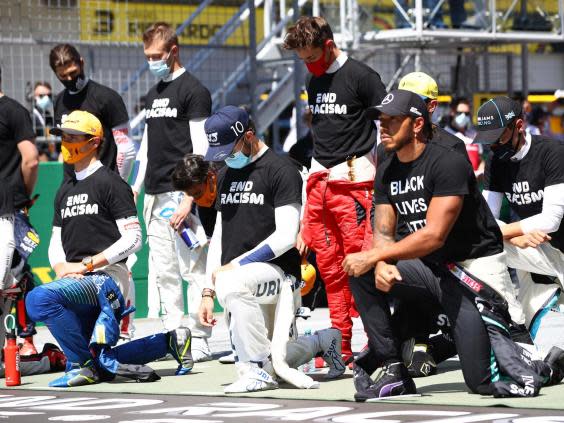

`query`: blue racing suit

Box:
[26,273,169,380]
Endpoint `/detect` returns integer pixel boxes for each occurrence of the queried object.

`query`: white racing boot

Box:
[191,337,213,363]
[224,361,279,393]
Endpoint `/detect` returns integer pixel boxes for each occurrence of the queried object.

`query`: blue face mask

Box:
[148,52,171,79]
[36,95,52,111]
[225,150,251,169]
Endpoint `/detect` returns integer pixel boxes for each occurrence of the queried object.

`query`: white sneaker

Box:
[316,328,346,379]
[224,365,279,393]
[219,351,236,364]
[191,337,213,363]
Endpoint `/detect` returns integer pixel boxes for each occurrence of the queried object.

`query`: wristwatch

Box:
[201,288,216,299]
[81,256,94,272]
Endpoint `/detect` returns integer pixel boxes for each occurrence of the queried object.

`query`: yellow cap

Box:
[51,110,103,138]
[399,72,439,100]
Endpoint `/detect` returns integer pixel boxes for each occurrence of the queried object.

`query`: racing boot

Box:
[544,346,564,385]
[354,360,417,402]
[191,336,213,363]
[353,346,374,393]
[48,359,99,387]
[167,327,194,375]
[224,361,278,393]
[19,337,38,356]
[316,328,346,379]
[401,338,437,378]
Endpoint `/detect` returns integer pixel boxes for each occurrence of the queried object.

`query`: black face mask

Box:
[491,126,517,161]
[60,72,87,92]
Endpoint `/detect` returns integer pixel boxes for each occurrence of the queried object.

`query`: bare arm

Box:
[17,140,39,197]
[346,195,463,273]
[342,203,398,276]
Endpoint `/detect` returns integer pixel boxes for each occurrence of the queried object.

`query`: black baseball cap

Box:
[204,106,250,161]
[473,96,522,144]
[366,89,430,122]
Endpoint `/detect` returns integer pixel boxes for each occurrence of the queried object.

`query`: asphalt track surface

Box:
[2,389,564,423]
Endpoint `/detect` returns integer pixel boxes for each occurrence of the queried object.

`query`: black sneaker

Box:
[401,339,437,378]
[544,346,564,385]
[354,362,416,402]
[353,362,373,393]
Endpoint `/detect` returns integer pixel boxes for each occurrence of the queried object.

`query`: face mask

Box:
[306,43,331,77]
[194,173,217,208]
[61,138,96,164]
[491,126,517,162]
[454,112,471,130]
[60,72,87,92]
[225,150,251,169]
[148,52,171,79]
[35,95,52,111]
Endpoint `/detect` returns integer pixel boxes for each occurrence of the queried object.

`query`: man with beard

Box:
[342,89,564,400]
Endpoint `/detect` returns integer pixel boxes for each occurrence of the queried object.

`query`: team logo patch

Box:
[382,93,394,105]
[207,132,218,145]
[410,106,422,116]
[213,151,228,160]
[505,111,515,120]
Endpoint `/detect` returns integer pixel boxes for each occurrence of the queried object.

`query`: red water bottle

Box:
[4,330,21,386]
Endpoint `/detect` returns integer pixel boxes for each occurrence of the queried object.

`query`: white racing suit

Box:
[143,192,210,337]
[215,262,341,388]
[503,240,564,355]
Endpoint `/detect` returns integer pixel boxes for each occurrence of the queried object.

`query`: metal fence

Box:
[0,0,561,131]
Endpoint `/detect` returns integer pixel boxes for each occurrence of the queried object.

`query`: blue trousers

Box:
[26,274,168,371]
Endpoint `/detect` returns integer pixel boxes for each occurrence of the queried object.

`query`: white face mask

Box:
[454,112,471,130]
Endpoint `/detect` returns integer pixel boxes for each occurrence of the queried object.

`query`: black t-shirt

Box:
[0,183,14,216]
[53,165,137,262]
[54,80,129,179]
[307,58,386,168]
[0,96,36,209]
[484,135,564,252]
[374,142,502,264]
[216,149,303,280]
[145,71,211,195]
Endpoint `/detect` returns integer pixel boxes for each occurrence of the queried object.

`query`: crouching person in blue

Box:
[26,110,193,387]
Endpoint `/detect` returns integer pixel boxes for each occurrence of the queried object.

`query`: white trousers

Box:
[504,240,564,328]
[143,193,210,336]
[216,262,296,364]
[458,251,526,325]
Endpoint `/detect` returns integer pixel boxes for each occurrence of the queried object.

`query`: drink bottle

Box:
[4,330,21,386]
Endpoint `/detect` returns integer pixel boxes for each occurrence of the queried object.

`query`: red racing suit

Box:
[301,170,374,358]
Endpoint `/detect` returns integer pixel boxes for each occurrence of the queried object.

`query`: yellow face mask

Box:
[61,138,96,164]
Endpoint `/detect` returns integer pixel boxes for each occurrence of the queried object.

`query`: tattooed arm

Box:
[342,203,398,277]
[343,196,463,277]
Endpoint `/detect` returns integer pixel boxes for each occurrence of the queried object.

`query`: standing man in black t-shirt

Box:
[477,96,564,347]
[25,110,194,387]
[130,22,213,361]
[199,106,345,392]
[0,66,40,356]
[341,90,562,400]
[50,44,136,181]
[283,16,387,362]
